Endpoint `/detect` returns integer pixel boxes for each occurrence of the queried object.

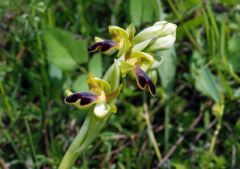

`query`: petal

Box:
[135,67,148,90]
[120,61,134,77]
[134,67,156,96]
[147,79,156,96]
[109,26,131,57]
[88,40,117,54]
[94,36,104,42]
[88,42,102,53]
[126,23,136,41]
[100,40,117,52]
[132,39,152,51]
[134,25,163,43]
[153,21,177,35]
[146,35,176,52]
[87,74,111,95]
[65,92,97,108]
[131,51,155,63]
[134,21,177,44]
[106,85,122,101]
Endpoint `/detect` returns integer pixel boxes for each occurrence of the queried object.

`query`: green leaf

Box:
[190,51,221,103]
[49,64,62,79]
[88,54,103,78]
[171,161,188,169]
[44,27,88,71]
[157,48,177,94]
[73,74,88,92]
[142,0,154,23]
[129,0,156,26]
[228,36,240,71]
[192,67,221,103]
[68,40,88,64]
[103,61,120,90]
[129,0,143,26]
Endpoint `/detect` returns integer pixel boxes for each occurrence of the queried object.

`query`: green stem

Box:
[164,105,170,152]
[143,95,162,162]
[209,117,222,153]
[58,61,120,169]
[24,117,37,163]
[58,109,111,169]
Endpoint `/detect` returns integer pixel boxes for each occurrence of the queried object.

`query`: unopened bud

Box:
[134,21,177,44]
[146,34,176,52]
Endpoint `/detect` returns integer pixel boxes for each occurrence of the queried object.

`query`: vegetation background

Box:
[0,0,240,168]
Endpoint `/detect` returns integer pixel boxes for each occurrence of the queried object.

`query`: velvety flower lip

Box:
[135,67,156,96]
[65,92,97,106]
[147,79,156,96]
[88,40,117,53]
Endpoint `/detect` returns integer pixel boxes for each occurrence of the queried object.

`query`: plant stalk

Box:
[58,61,120,169]
[143,98,162,162]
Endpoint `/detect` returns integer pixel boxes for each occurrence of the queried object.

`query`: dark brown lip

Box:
[135,67,156,96]
[65,92,97,106]
[88,40,117,53]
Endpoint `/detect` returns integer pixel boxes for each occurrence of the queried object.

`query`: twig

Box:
[137,140,148,162]
[231,144,236,169]
[195,119,217,141]
[209,117,222,153]
[159,112,203,166]
[16,45,26,60]
[44,101,53,156]
[0,156,9,169]
[110,141,132,164]
[143,100,163,162]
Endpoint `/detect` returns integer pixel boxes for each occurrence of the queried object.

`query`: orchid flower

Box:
[88,26,132,57]
[65,74,120,117]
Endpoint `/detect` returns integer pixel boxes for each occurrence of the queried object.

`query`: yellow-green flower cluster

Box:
[66,21,177,117]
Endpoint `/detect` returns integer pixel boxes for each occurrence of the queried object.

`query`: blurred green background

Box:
[0,0,240,168]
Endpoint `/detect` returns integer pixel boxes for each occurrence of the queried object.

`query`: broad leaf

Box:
[73,74,89,92]
[44,27,88,71]
[191,52,221,103]
[157,48,177,94]
[88,54,103,78]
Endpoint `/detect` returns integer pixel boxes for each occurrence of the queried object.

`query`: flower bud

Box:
[132,39,151,51]
[134,21,177,44]
[146,34,176,52]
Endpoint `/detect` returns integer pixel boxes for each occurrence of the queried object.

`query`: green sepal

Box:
[109,26,131,57]
[109,103,117,113]
[131,51,155,63]
[87,74,111,94]
[94,36,104,42]
[120,61,134,77]
[148,70,158,84]
[126,23,136,41]
[106,84,122,101]
[103,60,121,90]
